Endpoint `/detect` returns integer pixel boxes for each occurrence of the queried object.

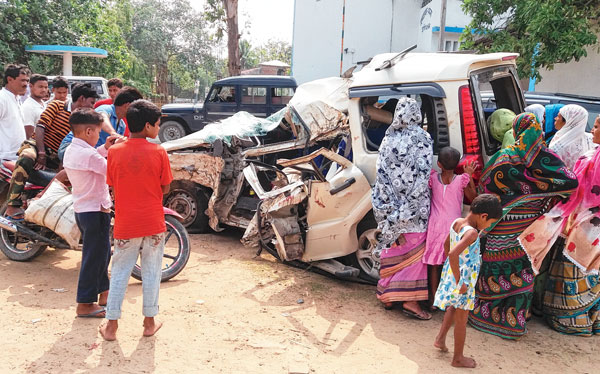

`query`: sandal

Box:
[77,307,106,318]
[401,307,432,320]
[5,210,25,222]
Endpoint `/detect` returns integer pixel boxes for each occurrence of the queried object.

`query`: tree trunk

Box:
[224,0,240,76]
[156,62,169,100]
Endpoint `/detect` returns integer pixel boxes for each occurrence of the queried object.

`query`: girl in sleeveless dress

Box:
[433,194,502,368]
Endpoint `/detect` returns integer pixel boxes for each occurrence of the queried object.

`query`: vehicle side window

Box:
[70,80,105,96]
[360,94,444,153]
[241,86,267,104]
[272,87,295,105]
[208,85,236,103]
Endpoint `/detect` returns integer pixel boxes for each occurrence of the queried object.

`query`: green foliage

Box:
[461,0,600,80]
[0,0,248,100]
[239,39,292,70]
[0,0,131,77]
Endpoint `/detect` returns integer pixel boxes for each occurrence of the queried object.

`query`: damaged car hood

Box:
[161,76,353,153]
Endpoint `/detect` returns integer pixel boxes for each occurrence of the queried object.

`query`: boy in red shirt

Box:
[100,100,173,341]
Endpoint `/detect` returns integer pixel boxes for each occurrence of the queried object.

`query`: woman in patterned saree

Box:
[520,115,600,336]
[468,113,578,339]
[373,97,433,321]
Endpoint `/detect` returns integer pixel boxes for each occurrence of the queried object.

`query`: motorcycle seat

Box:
[2,161,16,172]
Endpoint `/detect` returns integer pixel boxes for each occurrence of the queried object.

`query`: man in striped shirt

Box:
[4,83,107,220]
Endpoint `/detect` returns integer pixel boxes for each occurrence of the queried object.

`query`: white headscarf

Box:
[549,104,595,169]
[524,104,545,124]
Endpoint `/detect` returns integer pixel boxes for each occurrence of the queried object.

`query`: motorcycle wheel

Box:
[0,203,48,261]
[131,215,191,282]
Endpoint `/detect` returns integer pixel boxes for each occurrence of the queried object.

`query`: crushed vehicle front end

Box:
[161,77,381,283]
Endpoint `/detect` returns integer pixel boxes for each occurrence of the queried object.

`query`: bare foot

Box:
[98,291,108,306]
[452,356,477,368]
[434,335,448,352]
[143,318,163,337]
[99,320,118,341]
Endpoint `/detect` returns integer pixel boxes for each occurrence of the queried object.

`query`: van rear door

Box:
[469,65,525,157]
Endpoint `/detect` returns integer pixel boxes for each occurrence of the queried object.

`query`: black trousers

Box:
[75,212,111,303]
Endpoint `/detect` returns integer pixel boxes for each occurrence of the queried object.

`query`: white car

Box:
[163,49,526,283]
[47,75,109,100]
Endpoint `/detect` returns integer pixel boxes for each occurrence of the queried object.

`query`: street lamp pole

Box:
[438,0,447,51]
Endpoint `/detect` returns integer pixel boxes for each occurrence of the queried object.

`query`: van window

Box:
[470,66,524,155]
[208,85,236,103]
[272,87,295,105]
[241,86,267,104]
[359,93,448,154]
[70,80,106,96]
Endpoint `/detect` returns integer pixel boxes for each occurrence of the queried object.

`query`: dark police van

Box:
[159,75,297,141]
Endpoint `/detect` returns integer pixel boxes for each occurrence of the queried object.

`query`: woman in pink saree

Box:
[372,97,433,320]
[520,115,600,335]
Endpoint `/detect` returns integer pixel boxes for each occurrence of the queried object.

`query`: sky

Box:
[191,0,295,46]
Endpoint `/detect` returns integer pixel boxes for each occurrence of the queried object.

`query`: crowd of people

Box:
[0,64,172,341]
[2,62,600,360]
[373,97,600,368]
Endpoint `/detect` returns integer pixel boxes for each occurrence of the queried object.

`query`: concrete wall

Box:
[292,0,471,84]
[534,45,600,97]
[292,0,423,84]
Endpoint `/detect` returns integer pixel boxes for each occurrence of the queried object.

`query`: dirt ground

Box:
[0,229,597,374]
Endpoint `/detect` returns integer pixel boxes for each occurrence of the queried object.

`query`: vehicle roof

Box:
[525,91,600,104]
[350,52,519,88]
[214,75,297,86]
[47,75,107,81]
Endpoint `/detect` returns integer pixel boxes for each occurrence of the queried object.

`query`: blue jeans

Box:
[105,233,165,320]
[75,212,111,303]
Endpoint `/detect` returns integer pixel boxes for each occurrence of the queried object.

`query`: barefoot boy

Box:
[433,194,502,368]
[63,108,118,318]
[100,100,172,341]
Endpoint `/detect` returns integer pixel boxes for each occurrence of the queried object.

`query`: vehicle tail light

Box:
[459,85,480,155]
[457,85,485,202]
[501,55,517,61]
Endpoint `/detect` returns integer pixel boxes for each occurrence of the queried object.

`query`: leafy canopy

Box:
[461,0,600,80]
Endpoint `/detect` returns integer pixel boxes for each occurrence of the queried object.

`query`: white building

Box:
[291,0,470,84]
[292,1,600,97]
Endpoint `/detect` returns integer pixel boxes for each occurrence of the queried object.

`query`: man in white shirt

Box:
[21,74,48,139]
[0,64,30,161]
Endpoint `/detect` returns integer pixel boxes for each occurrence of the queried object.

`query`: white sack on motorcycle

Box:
[24,180,81,249]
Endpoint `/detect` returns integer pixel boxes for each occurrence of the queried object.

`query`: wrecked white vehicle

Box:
[162,50,526,284]
[162,77,380,283]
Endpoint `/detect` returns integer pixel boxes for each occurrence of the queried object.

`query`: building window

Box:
[444,40,461,52]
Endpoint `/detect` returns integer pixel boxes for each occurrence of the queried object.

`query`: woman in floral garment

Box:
[520,115,600,335]
[373,97,433,320]
[468,113,578,339]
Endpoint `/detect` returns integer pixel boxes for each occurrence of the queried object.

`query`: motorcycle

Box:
[0,160,190,282]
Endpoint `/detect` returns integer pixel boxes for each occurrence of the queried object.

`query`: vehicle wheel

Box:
[355,228,380,283]
[131,215,191,282]
[159,121,187,142]
[0,203,47,261]
[163,181,209,233]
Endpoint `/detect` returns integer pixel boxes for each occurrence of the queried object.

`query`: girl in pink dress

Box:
[425,147,476,308]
